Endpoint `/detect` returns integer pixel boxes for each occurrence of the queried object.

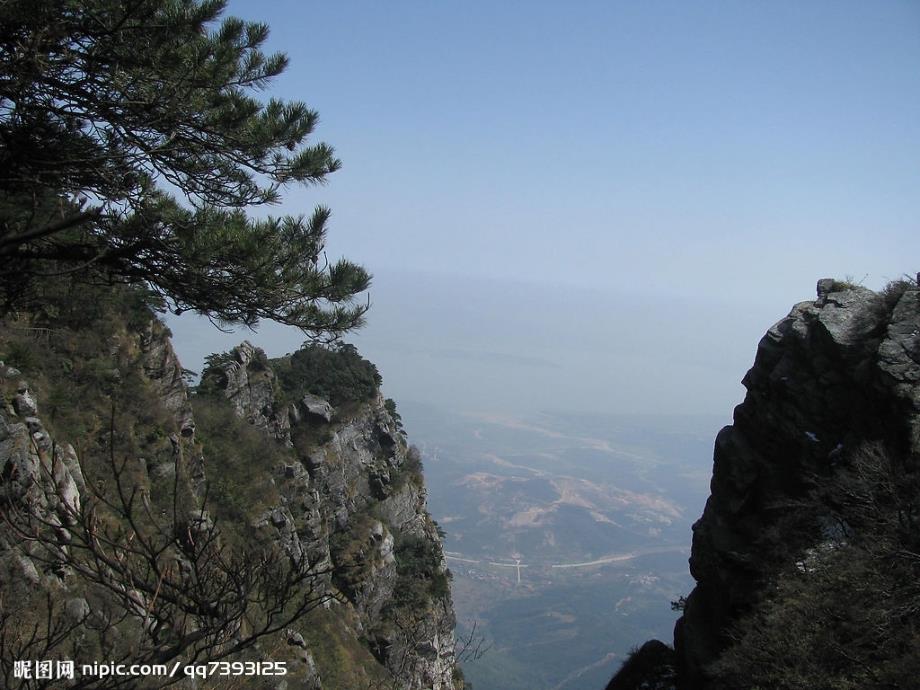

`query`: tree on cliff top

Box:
[0,0,369,337]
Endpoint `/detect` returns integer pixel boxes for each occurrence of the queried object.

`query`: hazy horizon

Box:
[169,267,866,423]
[169,0,919,421]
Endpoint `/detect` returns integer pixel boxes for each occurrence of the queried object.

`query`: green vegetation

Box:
[385,397,406,436]
[0,280,180,547]
[0,280,453,688]
[710,442,920,690]
[0,278,334,685]
[191,396,285,527]
[273,343,382,407]
[330,513,380,601]
[0,278,173,456]
[829,276,863,291]
[874,277,914,323]
[605,641,676,690]
[388,532,451,613]
[296,608,394,690]
[0,0,369,337]
[0,2,457,686]
[327,493,449,610]
[390,444,425,492]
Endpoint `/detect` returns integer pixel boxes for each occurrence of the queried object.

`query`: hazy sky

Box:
[169,1,920,419]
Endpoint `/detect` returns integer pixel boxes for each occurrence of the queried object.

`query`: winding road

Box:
[444,544,688,580]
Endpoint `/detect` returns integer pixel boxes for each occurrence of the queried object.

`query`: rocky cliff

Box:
[607,276,920,690]
[198,340,459,690]
[0,283,460,690]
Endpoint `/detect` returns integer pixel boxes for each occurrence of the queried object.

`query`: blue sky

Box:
[169,1,920,417]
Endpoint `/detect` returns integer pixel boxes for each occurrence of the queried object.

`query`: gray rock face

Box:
[206,341,293,444]
[0,318,202,617]
[674,280,920,687]
[207,342,460,690]
[0,416,41,503]
[295,395,459,689]
[256,505,306,564]
[878,288,920,410]
[64,597,91,623]
[0,322,459,689]
[13,387,38,416]
[816,277,836,298]
[299,394,335,423]
[141,319,195,437]
[0,382,86,586]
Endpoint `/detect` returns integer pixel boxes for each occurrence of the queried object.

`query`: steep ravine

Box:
[607,277,920,690]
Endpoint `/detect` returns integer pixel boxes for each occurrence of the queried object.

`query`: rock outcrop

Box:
[675,279,919,686]
[205,340,293,443]
[203,342,459,690]
[0,370,85,558]
[0,288,460,690]
[607,277,920,689]
[140,318,196,438]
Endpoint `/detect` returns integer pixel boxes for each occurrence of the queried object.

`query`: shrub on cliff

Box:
[191,395,287,524]
[0,0,369,337]
[710,443,920,690]
[273,343,382,407]
[391,532,451,607]
[605,640,677,690]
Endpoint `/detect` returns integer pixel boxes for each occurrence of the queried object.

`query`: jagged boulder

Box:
[1,376,84,516]
[299,393,335,423]
[12,384,38,417]
[604,278,920,690]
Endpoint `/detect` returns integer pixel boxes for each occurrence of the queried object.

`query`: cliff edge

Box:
[608,276,920,690]
[0,282,461,689]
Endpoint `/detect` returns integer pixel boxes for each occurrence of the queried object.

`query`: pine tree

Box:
[0,0,370,337]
